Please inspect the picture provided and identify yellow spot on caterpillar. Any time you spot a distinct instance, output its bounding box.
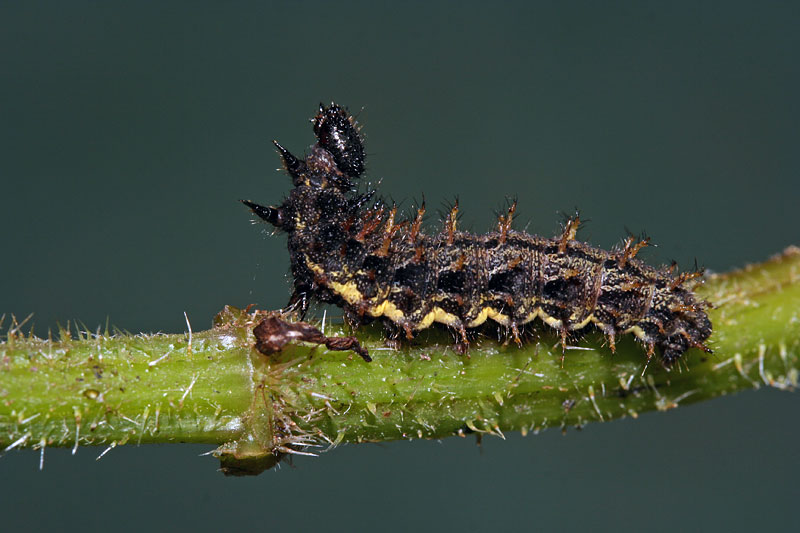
[488,309,511,326]
[423,308,460,327]
[569,314,594,330]
[370,299,405,321]
[466,307,510,327]
[540,311,563,329]
[623,325,647,341]
[328,280,363,306]
[466,308,489,328]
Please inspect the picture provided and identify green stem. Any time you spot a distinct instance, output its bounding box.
[1,248,798,475]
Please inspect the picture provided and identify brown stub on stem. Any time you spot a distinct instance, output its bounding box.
[253,316,372,362]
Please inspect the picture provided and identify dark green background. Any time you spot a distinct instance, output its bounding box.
[2,2,798,531]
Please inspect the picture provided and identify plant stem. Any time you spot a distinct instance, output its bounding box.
[1,248,798,474]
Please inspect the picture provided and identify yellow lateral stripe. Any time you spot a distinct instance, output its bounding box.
[311,256,643,339]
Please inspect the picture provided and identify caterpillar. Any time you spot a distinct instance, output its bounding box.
[243,103,712,366]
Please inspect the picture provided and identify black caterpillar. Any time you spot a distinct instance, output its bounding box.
[243,103,712,366]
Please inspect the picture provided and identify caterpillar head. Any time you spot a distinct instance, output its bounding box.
[242,103,365,231]
[313,103,365,179]
[273,102,364,191]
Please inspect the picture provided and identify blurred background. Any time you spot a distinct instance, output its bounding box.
[2,2,798,531]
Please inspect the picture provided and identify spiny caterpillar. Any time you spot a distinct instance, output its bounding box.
[243,103,712,366]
